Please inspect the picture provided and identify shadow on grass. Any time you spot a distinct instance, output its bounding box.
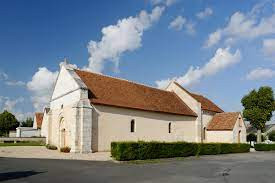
[0,171,44,182]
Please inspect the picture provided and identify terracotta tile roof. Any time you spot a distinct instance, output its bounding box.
[190,93,224,113]
[35,112,44,129]
[75,70,197,117]
[207,112,240,131]
[173,82,223,113]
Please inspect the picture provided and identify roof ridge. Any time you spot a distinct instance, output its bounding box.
[75,69,172,94]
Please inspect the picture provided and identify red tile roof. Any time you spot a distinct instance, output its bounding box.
[173,82,223,113]
[75,70,197,117]
[35,112,44,129]
[207,112,240,131]
[190,93,224,113]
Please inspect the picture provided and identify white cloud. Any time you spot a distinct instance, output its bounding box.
[5,80,25,87]
[204,29,222,48]
[27,67,58,111]
[196,7,213,19]
[0,71,8,80]
[86,6,165,73]
[0,96,31,121]
[205,1,275,47]
[0,70,26,87]
[185,21,196,35]
[3,97,24,111]
[263,38,275,60]
[246,67,275,80]
[169,16,196,34]
[156,47,241,88]
[169,16,186,30]
[151,0,177,6]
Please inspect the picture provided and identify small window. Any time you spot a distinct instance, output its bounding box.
[168,123,171,133]
[203,127,206,140]
[130,120,135,133]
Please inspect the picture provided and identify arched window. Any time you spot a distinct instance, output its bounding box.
[130,120,135,133]
[168,123,171,133]
[203,127,206,140]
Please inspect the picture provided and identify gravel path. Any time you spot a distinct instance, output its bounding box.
[0,146,112,161]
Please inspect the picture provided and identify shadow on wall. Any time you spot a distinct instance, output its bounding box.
[0,171,45,182]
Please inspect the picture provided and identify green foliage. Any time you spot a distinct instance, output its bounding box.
[0,141,45,147]
[21,117,34,127]
[220,143,250,154]
[254,144,275,151]
[268,131,275,141]
[241,86,274,131]
[46,144,58,150]
[111,141,250,161]
[60,146,71,153]
[0,110,19,137]
[111,141,198,161]
[247,133,257,142]
[198,143,220,155]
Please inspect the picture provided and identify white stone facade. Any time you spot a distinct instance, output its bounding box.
[43,63,247,153]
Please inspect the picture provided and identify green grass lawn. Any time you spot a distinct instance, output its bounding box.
[0,141,45,147]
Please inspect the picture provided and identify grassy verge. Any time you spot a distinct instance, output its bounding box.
[125,157,186,164]
[0,141,45,147]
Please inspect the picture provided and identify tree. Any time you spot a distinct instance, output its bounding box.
[247,133,256,145]
[0,110,19,137]
[268,131,275,141]
[21,117,34,127]
[241,86,275,143]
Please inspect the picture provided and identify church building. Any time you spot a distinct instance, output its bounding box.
[41,63,246,153]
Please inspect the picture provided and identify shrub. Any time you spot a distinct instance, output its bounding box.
[198,143,220,155]
[111,141,198,161]
[46,144,57,150]
[254,144,275,151]
[111,141,250,161]
[60,146,71,153]
[220,143,250,154]
[268,131,275,141]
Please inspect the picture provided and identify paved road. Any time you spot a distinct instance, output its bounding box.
[1,152,275,183]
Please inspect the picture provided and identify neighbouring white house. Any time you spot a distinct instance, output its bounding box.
[15,127,41,137]
[41,108,50,137]
[42,62,247,153]
[14,112,44,137]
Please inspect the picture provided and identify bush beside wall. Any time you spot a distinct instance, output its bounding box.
[254,144,275,151]
[111,141,250,161]
[46,144,57,150]
[60,147,71,153]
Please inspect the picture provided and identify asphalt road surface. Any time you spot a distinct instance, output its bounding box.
[1,151,275,183]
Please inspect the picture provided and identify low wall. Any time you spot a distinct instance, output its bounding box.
[0,137,46,143]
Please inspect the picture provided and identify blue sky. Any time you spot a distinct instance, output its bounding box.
[0,0,274,121]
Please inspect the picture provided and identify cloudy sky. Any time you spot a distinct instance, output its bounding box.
[0,0,274,121]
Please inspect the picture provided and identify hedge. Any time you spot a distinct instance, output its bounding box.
[111,141,250,161]
[254,144,275,151]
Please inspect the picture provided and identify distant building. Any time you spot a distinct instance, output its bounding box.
[13,112,44,138]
